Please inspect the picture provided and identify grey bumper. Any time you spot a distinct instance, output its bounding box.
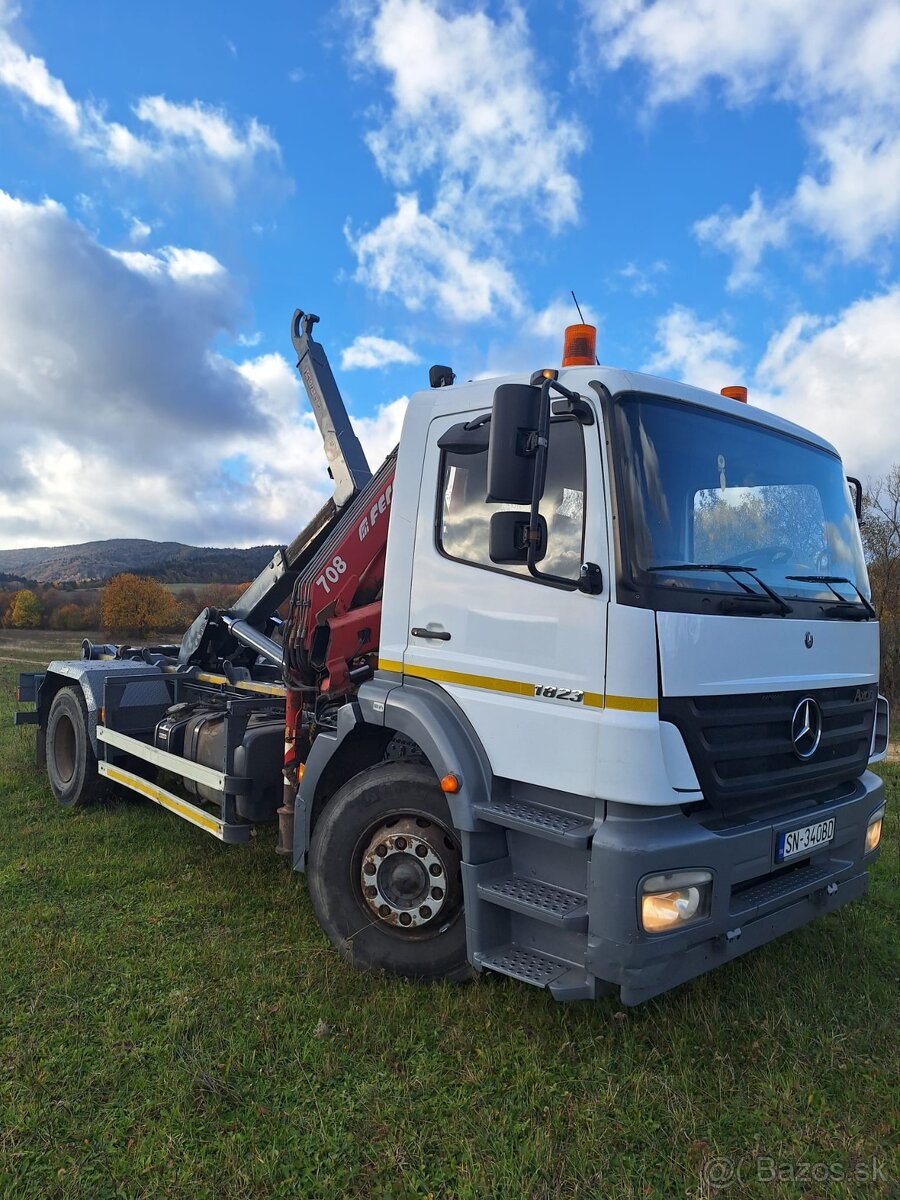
[588,771,885,1005]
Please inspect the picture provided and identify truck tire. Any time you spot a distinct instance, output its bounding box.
[45,687,105,807]
[307,762,470,982]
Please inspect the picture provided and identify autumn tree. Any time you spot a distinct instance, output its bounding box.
[5,588,42,629]
[101,574,180,637]
[49,602,98,631]
[194,582,245,611]
[694,490,769,562]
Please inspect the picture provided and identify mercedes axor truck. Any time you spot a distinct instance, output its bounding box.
[15,311,889,1004]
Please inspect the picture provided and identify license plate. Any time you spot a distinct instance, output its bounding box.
[776,817,835,862]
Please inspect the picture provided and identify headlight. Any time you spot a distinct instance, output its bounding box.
[641,869,713,934]
[865,806,885,854]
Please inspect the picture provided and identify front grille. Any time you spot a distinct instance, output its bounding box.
[661,685,876,812]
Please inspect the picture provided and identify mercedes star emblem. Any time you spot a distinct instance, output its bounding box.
[791,697,823,759]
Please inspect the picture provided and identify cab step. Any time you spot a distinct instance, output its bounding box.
[475,943,597,1000]
[477,874,588,930]
[472,797,593,847]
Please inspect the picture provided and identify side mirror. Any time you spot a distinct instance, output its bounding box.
[486,383,543,504]
[846,476,863,520]
[489,511,547,565]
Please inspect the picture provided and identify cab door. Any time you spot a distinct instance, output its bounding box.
[404,407,609,796]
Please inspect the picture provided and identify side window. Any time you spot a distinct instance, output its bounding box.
[439,418,585,580]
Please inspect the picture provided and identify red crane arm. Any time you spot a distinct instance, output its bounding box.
[284,455,396,695]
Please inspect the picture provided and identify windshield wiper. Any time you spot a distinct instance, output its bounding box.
[647,563,793,615]
[785,575,877,619]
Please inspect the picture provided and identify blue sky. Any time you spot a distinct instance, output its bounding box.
[0,0,897,549]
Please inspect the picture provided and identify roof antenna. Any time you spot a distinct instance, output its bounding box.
[571,290,599,365]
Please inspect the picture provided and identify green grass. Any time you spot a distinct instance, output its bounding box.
[1,630,897,1199]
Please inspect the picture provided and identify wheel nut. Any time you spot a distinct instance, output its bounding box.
[379,904,391,917]
[429,863,442,876]
[431,887,444,900]
[415,844,428,857]
[395,837,407,851]
[376,844,387,857]
[363,861,376,875]
[365,885,377,898]
[399,912,412,926]
[419,906,431,919]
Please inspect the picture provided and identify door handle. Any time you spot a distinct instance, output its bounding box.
[411,627,451,641]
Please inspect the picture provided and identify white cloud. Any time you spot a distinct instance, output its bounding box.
[361,0,584,231]
[0,190,400,549]
[0,7,282,200]
[341,334,420,370]
[161,246,227,282]
[694,190,789,290]
[108,245,227,284]
[581,0,899,110]
[348,192,520,322]
[756,288,900,480]
[347,0,585,321]
[133,95,277,164]
[128,216,152,244]
[352,397,408,469]
[0,13,80,131]
[236,331,263,347]
[792,118,900,258]
[582,0,900,274]
[617,260,668,297]
[643,305,743,392]
[642,292,900,480]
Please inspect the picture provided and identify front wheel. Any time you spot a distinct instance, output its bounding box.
[307,762,470,981]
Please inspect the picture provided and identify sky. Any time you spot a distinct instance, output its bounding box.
[0,0,898,551]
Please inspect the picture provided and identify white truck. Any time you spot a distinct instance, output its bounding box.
[16,311,889,1004]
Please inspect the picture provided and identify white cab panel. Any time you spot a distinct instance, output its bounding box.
[657,611,879,696]
[403,409,609,797]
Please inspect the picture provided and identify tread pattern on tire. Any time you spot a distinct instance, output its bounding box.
[307,761,471,983]
[46,686,105,807]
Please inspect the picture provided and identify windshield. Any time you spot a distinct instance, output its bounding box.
[613,393,870,606]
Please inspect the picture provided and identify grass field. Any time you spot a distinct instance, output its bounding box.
[0,630,897,1199]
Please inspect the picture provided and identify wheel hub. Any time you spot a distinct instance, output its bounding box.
[360,816,457,929]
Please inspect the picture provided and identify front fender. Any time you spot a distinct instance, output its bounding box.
[292,675,493,870]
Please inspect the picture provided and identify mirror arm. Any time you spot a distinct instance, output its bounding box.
[846,475,863,521]
[522,379,592,591]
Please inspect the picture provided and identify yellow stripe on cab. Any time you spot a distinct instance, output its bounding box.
[377,659,656,713]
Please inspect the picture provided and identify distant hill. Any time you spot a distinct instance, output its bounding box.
[0,539,280,585]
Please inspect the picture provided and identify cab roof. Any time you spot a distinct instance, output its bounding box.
[415,364,840,462]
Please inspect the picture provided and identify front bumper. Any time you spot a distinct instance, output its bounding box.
[588,770,885,1005]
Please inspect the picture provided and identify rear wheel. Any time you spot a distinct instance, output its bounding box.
[45,687,105,807]
[307,762,470,981]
